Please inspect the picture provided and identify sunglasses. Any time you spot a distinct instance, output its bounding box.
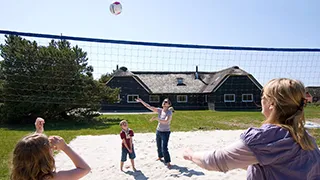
[163,101,169,104]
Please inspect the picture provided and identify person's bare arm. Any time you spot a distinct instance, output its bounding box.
[122,136,133,153]
[122,138,131,152]
[50,136,91,180]
[130,138,133,152]
[156,115,172,124]
[136,98,158,112]
[183,140,258,172]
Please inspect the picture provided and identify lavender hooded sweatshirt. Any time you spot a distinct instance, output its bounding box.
[241,124,320,180]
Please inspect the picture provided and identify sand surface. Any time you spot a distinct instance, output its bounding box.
[55,130,247,180]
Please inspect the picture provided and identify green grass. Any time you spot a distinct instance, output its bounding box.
[0,106,319,180]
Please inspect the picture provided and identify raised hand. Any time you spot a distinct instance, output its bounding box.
[35,117,45,134]
[49,136,67,151]
[135,98,143,103]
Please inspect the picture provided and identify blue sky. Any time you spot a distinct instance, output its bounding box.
[1,0,320,86]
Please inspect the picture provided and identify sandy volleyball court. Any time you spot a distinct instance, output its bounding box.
[54,130,248,180]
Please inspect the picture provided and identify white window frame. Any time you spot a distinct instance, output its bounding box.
[177,95,188,103]
[242,94,253,102]
[127,94,139,103]
[149,95,160,103]
[224,94,235,102]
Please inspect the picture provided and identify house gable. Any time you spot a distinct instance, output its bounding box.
[203,66,262,93]
[102,75,151,111]
[210,75,262,110]
[106,68,151,94]
[212,74,262,93]
[106,76,150,96]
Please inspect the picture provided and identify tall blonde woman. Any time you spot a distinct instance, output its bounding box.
[183,78,320,180]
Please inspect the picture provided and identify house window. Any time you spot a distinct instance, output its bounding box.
[149,95,160,103]
[242,94,253,102]
[177,95,188,103]
[205,95,208,103]
[224,94,235,102]
[177,78,185,85]
[127,95,139,103]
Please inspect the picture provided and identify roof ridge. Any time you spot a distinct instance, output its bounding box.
[131,71,216,74]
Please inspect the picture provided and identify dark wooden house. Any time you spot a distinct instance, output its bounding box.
[102,66,262,112]
[306,87,320,103]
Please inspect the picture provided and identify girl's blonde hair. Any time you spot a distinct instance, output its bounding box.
[262,78,314,150]
[119,119,128,126]
[11,133,55,180]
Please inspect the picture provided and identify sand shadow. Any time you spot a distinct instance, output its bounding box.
[169,164,205,177]
[124,170,149,180]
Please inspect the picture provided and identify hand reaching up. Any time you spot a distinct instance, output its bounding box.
[135,98,143,103]
[49,136,68,151]
[35,117,45,134]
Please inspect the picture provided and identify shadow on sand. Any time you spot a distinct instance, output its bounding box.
[124,170,149,180]
[169,164,205,178]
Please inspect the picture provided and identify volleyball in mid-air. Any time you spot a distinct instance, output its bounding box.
[110,1,122,15]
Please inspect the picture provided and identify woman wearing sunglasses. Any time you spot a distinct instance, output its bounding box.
[136,98,173,168]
